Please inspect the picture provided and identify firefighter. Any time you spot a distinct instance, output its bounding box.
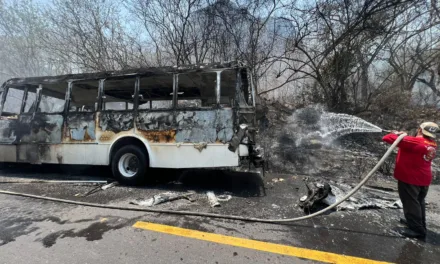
[383,122,439,239]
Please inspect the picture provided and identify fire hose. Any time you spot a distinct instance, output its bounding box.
[0,133,405,224]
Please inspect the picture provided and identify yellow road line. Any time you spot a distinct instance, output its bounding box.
[133,221,393,264]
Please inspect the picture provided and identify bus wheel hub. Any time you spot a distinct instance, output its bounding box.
[118,153,139,177]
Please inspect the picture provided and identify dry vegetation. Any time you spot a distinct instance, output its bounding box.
[0,0,439,114]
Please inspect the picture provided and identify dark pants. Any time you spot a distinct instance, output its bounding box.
[398,180,429,235]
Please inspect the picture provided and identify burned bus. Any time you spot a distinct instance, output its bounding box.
[0,61,263,184]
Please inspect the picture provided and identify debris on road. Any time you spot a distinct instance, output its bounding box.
[130,192,195,207]
[207,191,221,207]
[216,194,232,202]
[75,181,119,197]
[101,182,118,190]
[271,178,285,183]
[299,181,402,212]
[325,183,402,210]
[299,182,332,212]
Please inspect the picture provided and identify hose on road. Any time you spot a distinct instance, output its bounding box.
[0,133,405,224]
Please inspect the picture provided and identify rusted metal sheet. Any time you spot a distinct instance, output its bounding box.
[99,112,134,133]
[98,130,117,142]
[64,114,96,142]
[138,130,176,143]
[175,109,234,143]
[98,129,137,142]
[136,110,234,144]
[137,112,174,131]
[97,112,135,142]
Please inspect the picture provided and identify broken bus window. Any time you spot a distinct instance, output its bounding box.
[69,82,98,112]
[220,69,238,107]
[138,75,173,110]
[102,78,135,111]
[2,88,24,116]
[38,89,65,113]
[177,72,217,109]
[23,90,37,113]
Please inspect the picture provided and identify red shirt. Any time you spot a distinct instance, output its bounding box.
[383,134,437,186]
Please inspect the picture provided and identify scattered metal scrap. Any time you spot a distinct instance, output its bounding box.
[206,191,233,207]
[299,181,402,212]
[272,178,285,183]
[207,191,221,207]
[216,194,232,202]
[75,181,118,197]
[130,192,195,207]
[299,182,331,211]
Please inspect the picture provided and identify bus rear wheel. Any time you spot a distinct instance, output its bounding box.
[111,145,148,185]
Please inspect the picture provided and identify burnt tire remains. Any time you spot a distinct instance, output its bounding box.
[111,145,148,185]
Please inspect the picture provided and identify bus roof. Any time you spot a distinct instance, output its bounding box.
[3,61,247,88]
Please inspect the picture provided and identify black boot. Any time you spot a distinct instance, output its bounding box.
[399,218,408,226]
[399,227,426,239]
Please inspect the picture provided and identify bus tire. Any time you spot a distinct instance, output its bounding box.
[111,145,148,185]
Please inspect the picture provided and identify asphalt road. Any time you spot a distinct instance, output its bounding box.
[0,194,317,264]
[0,165,439,264]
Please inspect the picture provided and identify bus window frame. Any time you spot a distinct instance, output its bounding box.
[66,80,100,114]
[175,71,221,111]
[101,77,137,112]
[36,85,68,115]
[0,86,27,117]
[137,75,175,112]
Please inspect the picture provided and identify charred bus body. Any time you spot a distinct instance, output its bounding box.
[0,61,263,184]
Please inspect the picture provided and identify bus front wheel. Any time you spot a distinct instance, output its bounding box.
[111,145,148,185]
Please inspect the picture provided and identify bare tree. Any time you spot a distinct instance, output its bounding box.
[0,0,55,81]
[260,0,436,112]
[203,0,285,94]
[128,0,205,66]
[43,0,137,72]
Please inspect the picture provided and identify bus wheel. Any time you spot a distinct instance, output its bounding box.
[111,145,148,185]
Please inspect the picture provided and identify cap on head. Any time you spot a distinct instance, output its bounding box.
[420,122,439,139]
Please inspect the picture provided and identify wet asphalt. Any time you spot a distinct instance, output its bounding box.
[0,164,439,264]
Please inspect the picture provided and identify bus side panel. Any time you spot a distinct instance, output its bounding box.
[149,144,238,168]
[175,109,234,143]
[0,119,18,144]
[136,112,175,143]
[63,114,96,143]
[0,145,16,162]
[16,144,110,165]
[136,109,234,144]
[97,112,135,142]
[18,115,64,144]
[57,144,109,165]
